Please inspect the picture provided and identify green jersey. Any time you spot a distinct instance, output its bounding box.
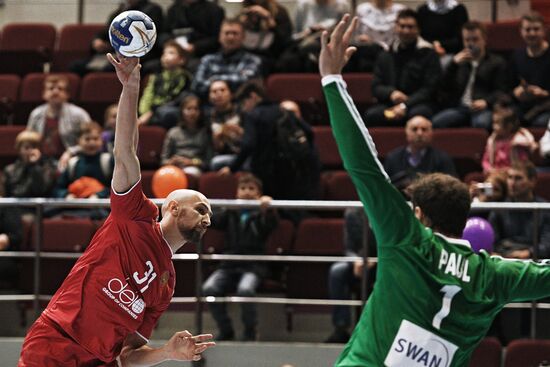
[323,75,550,367]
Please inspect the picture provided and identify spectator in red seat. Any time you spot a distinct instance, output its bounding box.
[489,161,550,259]
[160,93,213,179]
[52,122,113,219]
[101,103,117,154]
[205,80,244,171]
[511,12,550,127]
[138,41,193,130]
[191,18,263,99]
[2,130,57,200]
[26,75,91,171]
[432,21,508,129]
[202,173,278,341]
[364,9,442,126]
[481,96,537,175]
[383,115,457,195]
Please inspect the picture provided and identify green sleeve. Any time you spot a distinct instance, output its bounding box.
[138,75,156,115]
[322,76,423,249]
[493,256,550,303]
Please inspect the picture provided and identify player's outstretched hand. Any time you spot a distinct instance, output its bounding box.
[164,330,215,361]
[319,14,358,77]
[107,53,140,89]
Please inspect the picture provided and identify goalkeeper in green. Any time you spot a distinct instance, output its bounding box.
[321,15,550,367]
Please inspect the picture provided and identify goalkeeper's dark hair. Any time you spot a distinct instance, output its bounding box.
[406,173,471,237]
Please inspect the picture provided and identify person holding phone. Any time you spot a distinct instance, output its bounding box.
[432,21,508,129]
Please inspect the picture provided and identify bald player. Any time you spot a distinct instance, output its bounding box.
[19,55,215,367]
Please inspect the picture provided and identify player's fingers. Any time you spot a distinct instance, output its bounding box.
[331,14,350,43]
[196,341,216,349]
[192,333,213,342]
[177,330,193,338]
[321,30,329,49]
[106,53,118,66]
[344,46,357,61]
[343,17,358,44]
[193,354,202,361]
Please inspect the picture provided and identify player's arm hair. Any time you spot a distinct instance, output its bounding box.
[112,81,141,193]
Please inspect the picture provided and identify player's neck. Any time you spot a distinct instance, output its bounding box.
[159,221,186,253]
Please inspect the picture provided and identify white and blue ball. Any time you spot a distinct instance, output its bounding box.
[109,10,157,57]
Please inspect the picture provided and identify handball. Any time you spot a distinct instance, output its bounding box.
[109,10,156,57]
[462,217,494,253]
[152,165,188,198]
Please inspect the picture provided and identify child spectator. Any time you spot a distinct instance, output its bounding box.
[160,94,213,179]
[481,98,537,174]
[101,103,117,154]
[202,173,278,341]
[26,75,91,169]
[52,122,113,219]
[2,130,57,200]
[205,80,243,170]
[138,40,193,129]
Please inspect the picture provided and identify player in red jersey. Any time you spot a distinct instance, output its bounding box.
[19,55,216,367]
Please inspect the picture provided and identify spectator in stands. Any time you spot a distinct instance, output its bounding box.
[432,21,509,129]
[202,173,278,341]
[70,0,164,76]
[238,0,293,70]
[52,122,113,219]
[163,0,225,70]
[511,12,550,127]
[0,206,22,289]
[219,80,321,201]
[383,115,457,195]
[138,41,193,130]
[279,99,303,118]
[26,74,91,170]
[365,9,442,126]
[101,103,117,154]
[293,0,349,38]
[481,96,537,175]
[161,93,213,179]
[469,169,507,203]
[325,208,377,344]
[205,80,243,171]
[489,161,550,259]
[347,0,405,72]
[417,0,469,57]
[191,19,263,99]
[2,130,56,200]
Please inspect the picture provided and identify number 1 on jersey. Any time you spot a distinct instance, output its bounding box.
[432,285,461,330]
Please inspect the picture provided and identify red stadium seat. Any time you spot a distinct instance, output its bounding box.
[312,126,342,169]
[344,73,374,113]
[293,218,344,255]
[0,23,56,75]
[0,74,20,124]
[432,128,488,179]
[52,23,104,72]
[535,172,550,201]
[140,169,155,198]
[40,218,97,252]
[370,127,406,159]
[266,219,294,255]
[15,72,80,124]
[0,125,25,168]
[468,337,502,367]
[485,20,523,54]
[322,170,358,201]
[504,339,550,367]
[198,172,238,199]
[266,73,327,125]
[137,125,166,170]
[80,72,122,122]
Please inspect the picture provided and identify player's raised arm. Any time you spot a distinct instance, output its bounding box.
[107,53,141,193]
[320,15,421,247]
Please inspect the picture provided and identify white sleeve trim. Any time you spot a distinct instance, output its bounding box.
[111,176,142,196]
[135,331,149,343]
[321,74,345,87]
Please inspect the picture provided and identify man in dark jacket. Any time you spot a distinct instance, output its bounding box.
[383,115,457,195]
[365,8,442,126]
[219,80,321,201]
[202,173,278,341]
[432,21,509,129]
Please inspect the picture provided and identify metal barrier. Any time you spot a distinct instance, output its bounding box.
[0,198,548,338]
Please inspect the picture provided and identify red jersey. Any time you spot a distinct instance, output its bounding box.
[43,180,176,363]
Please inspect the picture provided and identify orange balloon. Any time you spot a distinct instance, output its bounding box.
[152,165,188,198]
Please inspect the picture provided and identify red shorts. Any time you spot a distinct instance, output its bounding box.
[18,316,117,367]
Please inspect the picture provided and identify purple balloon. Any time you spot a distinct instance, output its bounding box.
[462,217,495,253]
